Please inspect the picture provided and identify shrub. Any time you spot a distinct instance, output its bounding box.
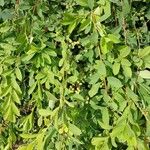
[0,0,150,149]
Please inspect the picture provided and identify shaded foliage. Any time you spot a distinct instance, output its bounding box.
[0,0,150,149]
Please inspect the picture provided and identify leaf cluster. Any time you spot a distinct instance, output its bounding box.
[0,0,150,149]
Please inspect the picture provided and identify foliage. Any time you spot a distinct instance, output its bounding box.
[0,0,150,149]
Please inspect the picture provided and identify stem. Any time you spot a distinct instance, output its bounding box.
[32,0,41,14]
[92,13,108,93]
[121,0,127,45]
[122,18,127,45]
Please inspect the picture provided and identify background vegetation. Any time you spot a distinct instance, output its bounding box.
[0,0,150,149]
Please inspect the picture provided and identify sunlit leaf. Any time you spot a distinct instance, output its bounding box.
[112,62,120,75]
[139,70,150,79]
[39,109,52,117]
[107,77,123,88]
[69,123,82,136]
[89,83,100,97]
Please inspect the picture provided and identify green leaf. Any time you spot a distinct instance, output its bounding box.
[4,107,14,122]
[107,34,120,43]
[69,123,82,135]
[146,121,150,137]
[65,100,74,107]
[90,31,99,45]
[12,90,21,104]
[122,0,131,16]
[112,62,120,75]
[107,77,123,88]
[100,1,111,22]
[0,25,10,33]
[146,10,150,19]
[89,72,100,84]
[121,58,131,66]
[88,0,94,10]
[17,146,28,150]
[68,20,77,34]
[72,93,84,101]
[11,102,20,116]
[119,46,131,58]
[101,107,109,125]
[114,93,126,111]
[111,137,117,147]
[92,137,108,146]
[89,83,100,97]
[42,53,51,64]
[48,50,57,57]
[98,121,112,130]
[1,9,13,20]
[97,60,107,78]
[45,91,58,101]
[59,58,64,67]
[126,87,138,102]
[1,0,149,148]
[100,37,108,54]
[111,124,125,137]
[1,86,11,97]
[38,82,42,100]
[70,137,83,144]
[123,66,132,78]
[36,132,46,150]
[75,0,88,7]
[124,124,137,146]
[20,134,37,139]
[28,82,37,95]
[27,45,38,54]
[137,139,147,150]
[93,6,101,15]
[26,143,35,150]
[39,109,52,117]
[98,0,105,5]
[15,67,22,81]
[139,70,150,79]
[79,18,91,31]
[22,53,35,62]
[67,75,78,83]
[48,100,55,109]
[38,116,43,127]
[138,46,150,58]
[62,13,76,25]
[0,0,4,6]
[11,77,22,94]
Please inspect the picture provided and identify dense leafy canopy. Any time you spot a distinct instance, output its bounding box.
[0,0,150,149]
